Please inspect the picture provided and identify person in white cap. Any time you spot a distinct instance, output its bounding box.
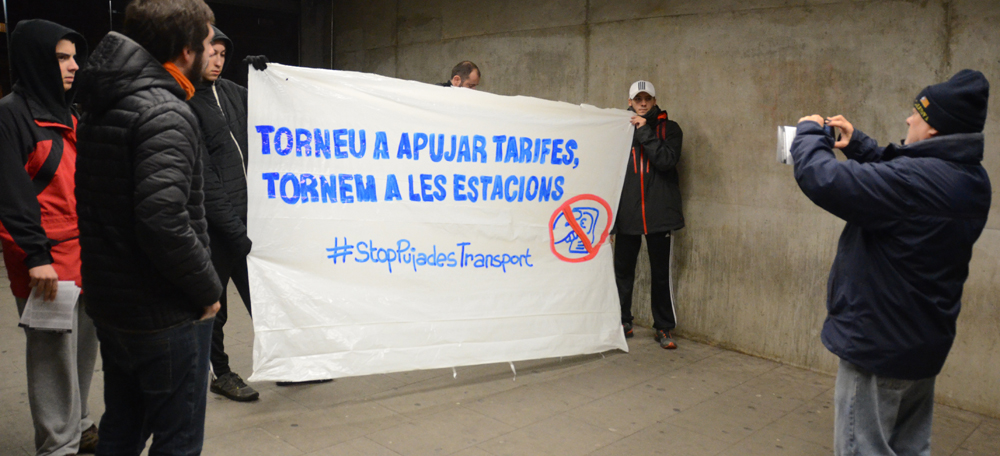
[614,80,685,349]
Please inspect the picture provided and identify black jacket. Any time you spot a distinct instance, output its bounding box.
[792,122,991,379]
[75,32,222,331]
[188,26,251,258]
[614,105,684,235]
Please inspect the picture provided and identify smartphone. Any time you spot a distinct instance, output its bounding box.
[823,124,842,142]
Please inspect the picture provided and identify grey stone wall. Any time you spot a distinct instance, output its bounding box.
[327,0,1000,418]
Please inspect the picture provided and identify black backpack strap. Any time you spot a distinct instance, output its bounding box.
[31,136,64,195]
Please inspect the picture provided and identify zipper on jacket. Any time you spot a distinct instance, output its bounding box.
[639,148,648,234]
[212,84,247,178]
[639,112,669,234]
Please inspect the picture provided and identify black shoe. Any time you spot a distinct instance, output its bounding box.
[276,378,334,387]
[211,372,260,402]
[78,424,98,454]
[655,329,677,349]
[623,322,634,338]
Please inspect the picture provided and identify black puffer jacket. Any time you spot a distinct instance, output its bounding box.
[188,26,251,257]
[614,105,684,235]
[75,32,222,331]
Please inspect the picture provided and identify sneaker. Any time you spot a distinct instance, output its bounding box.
[211,372,260,402]
[655,329,677,349]
[276,378,334,387]
[78,424,98,454]
[623,322,634,338]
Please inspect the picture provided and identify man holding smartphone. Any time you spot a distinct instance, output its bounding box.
[791,70,991,455]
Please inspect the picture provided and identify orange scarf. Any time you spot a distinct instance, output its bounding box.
[162,62,195,100]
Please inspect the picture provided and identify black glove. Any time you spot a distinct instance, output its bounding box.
[234,235,252,257]
[243,55,269,71]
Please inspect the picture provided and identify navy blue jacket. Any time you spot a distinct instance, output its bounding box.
[791,121,991,380]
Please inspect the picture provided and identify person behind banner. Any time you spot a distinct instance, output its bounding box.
[0,19,100,456]
[613,80,684,349]
[438,60,481,89]
[188,24,260,403]
[791,69,991,456]
[74,0,223,453]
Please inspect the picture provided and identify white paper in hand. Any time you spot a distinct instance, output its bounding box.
[776,126,797,165]
[18,281,80,332]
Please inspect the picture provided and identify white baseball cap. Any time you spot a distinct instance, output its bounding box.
[629,80,655,99]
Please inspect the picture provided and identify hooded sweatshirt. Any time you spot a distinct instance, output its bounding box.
[0,19,87,298]
[188,26,252,257]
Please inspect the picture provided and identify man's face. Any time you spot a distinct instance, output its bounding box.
[452,69,480,89]
[55,39,78,92]
[905,108,938,145]
[628,92,656,116]
[203,42,226,82]
[182,24,215,83]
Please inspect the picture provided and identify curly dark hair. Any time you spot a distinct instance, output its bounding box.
[124,0,215,64]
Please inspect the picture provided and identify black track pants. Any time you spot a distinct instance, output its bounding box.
[209,245,252,376]
[614,231,676,331]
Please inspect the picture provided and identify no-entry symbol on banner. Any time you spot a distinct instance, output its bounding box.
[549,194,613,263]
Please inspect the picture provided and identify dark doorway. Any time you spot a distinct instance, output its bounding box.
[112,1,300,88]
[206,2,299,88]
[1,1,298,95]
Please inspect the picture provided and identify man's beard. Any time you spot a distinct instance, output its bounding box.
[184,51,206,84]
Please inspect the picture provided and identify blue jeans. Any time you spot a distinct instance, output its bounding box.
[95,318,214,456]
[834,359,935,456]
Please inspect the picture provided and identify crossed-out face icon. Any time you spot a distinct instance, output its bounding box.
[548,194,613,263]
[553,207,600,254]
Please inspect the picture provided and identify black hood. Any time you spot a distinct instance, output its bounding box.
[75,32,187,116]
[882,132,985,165]
[10,19,87,127]
[196,25,234,91]
[212,25,234,75]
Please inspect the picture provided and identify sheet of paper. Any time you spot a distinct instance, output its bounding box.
[776,125,797,165]
[17,297,32,328]
[18,281,79,332]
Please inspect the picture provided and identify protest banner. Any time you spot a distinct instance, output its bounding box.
[246,64,634,381]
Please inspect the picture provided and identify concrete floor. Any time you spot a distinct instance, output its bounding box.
[2,275,998,455]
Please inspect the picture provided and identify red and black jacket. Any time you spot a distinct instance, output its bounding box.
[0,20,86,299]
[614,105,685,235]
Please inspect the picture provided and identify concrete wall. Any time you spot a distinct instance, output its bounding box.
[328,0,1000,418]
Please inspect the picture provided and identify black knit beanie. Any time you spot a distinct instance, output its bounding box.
[913,70,990,135]
[913,69,989,135]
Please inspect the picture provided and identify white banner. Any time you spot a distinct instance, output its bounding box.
[246,64,633,381]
